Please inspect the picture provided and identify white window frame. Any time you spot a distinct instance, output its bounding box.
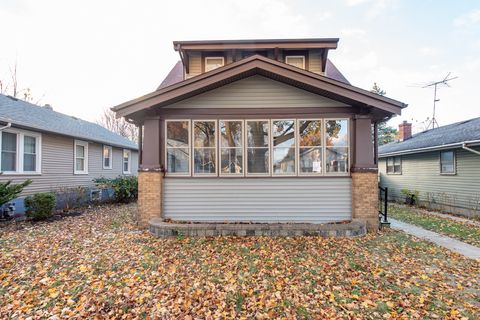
[123,149,131,174]
[440,150,456,175]
[103,145,113,169]
[192,120,218,177]
[0,128,42,175]
[245,119,271,177]
[219,119,244,177]
[297,119,324,176]
[74,139,89,175]
[204,57,225,72]
[324,118,350,176]
[271,119,297,177]
[165,119,191,177]
[285,55,306,69]
[386,156,402,175]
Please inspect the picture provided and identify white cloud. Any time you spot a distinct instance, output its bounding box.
[419,46,438,57]
[454,9,480,27]
[340,28,366,38]
[344,0,396,18]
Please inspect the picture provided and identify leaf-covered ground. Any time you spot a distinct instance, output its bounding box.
[390,205,480,247]
[1,204,479,319]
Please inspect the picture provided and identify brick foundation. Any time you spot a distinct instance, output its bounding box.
[138,170,163,229]
[352,170,379,232]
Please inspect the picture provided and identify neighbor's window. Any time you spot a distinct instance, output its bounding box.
[440,151,455,174]
[103,145,113,169]
[205,57,224,72]
[246,120,270,175]
[123,149,131,174]
[193,120,216,175]
[285,56,305,69]
[386,156,402,174]
[272,120,296,175]
[166,120,190,175]
[298,120,322,174]
[325,119,349,173]
[74,140,88,174]
[220,120,243,175]
[1,130,41,174]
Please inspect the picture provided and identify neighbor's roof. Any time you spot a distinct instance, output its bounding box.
[157,59,350,90]
[0,94,137,150]
[379,117,480,157]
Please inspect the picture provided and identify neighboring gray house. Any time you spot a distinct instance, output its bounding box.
[0,94,138,213]
[379,118,480,217]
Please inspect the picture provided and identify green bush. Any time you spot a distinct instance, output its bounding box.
[25,193,56,220]
[401,188,419,205]
[0,179,32,207]
[94,176,138,203]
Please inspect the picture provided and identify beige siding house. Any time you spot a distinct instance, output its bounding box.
[0,94,138,213]
[113,38,407,232]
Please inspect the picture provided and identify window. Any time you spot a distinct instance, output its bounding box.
[0,129,41,174]
[298,120,322,174]
[440,151,455,174]
[272,120,296,175]
[123,149,131,174]
[386,156,401,174]
[205,57,224,72]
[74,140,88,174]
[166,120,190,175]
[193,120,216,175]
[325,119,349,173]
[219,120,243,175]
[246,120,270,175]
[103,145,112,169]
[285,56,305,69]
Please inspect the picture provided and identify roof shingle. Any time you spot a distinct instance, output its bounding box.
[0,94,137,150]
[379,117,480,156]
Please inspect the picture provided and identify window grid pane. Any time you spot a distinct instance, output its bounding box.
[220,121,243,175]
[273,120,295,175]
[246,121,270,174]
[166,121,190,174]
[1,132,17,172]
[193,121,216,175]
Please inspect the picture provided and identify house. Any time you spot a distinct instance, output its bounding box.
[113,38,407,231]
[379,118,480,217]
[0,94,139,213]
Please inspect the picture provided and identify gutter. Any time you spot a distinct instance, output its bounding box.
[379,139,480,158]
[462,143,480,156]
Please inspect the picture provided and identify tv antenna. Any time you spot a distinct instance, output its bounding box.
[422,72,458,129]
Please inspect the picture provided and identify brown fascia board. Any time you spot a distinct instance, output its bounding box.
[173,38,339,51]
[112,54,406,118]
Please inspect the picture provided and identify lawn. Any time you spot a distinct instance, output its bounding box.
[1,204,479,319]
[389,204,480,247]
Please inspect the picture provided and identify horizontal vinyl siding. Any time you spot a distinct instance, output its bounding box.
[0,133,138,196]
[379,147,480,211]
[308,49,323,74]
[186,52,202,78]
[164,178,352,223]
[167,75,348,109]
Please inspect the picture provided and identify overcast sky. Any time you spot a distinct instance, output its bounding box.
[1,0,479,132]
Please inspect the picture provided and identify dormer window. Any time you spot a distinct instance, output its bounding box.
[285,56,305,69]
[205,57,224,72]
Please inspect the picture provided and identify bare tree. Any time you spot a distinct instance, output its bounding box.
[98,108,138,143]
[0,60,36,102]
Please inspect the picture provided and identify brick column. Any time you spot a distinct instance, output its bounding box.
[138,169,163,229]
[352,169,379,232]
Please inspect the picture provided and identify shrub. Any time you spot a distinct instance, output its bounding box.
[0,179,32,207]
[55,186,89,211]
[401,188,419,206]
[94,176,138,203]
[25,193,56,220]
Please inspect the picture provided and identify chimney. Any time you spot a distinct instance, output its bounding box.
[43,104,53,110]
[398,121,412,141]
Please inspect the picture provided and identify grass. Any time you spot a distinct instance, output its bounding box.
[0,203,479,319]
[389,204,480,247]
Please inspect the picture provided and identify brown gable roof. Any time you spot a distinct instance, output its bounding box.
[114,54,406,119]
[158,58,349,90]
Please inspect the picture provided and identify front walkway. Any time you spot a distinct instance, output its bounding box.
[390,218,480,260]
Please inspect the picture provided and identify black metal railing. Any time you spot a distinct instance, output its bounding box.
[379,186,389,225]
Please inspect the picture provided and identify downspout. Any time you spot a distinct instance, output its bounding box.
[462,143,480,156]
[0,122,12,131]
